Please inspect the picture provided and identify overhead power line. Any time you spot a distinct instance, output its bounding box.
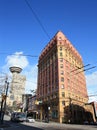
[24,0,51,40]
[18,54,38,57]
[70,64,90,73]
[88,94,97,97]
[0,52,38,57]
[74,66,96,75]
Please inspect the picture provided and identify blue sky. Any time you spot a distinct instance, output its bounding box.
[0,0,97,102]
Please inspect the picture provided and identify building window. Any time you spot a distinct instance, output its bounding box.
[67,79,70,83]
[52,110,58,118]
[60,58,63,62]
[60,52,63,56]
[62,92,65,97]
[62,101,65,106]
[61,70,64,75]
[60,64,63,68]
[61,77,64,82]
[61,84,64,89]
[59,37,62,40]
[60,47,62,51]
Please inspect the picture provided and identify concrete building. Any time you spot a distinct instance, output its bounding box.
[7,66,26,111]
[37,31,94,123]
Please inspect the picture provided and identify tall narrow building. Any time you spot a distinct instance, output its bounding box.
[7,66,26,110]
[37,31,93,123]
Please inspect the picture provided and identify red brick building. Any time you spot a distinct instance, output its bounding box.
[37,31,94,123]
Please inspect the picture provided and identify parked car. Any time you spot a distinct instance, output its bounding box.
[26,117,35,123]
[11,112,26,122]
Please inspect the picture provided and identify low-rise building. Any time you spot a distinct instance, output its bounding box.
[28,95,39,119]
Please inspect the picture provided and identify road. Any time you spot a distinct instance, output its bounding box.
[1,115,97,130]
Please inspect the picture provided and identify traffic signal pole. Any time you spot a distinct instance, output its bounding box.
[0,79,9,124]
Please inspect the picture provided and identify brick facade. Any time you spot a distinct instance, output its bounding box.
[37,31,94,123]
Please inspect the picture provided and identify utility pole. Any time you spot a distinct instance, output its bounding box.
[69,97,72,123]
[0,77,9,124]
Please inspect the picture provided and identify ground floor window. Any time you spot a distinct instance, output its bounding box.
[52,110,58,118]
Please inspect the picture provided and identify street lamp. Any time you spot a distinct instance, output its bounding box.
[47,106,50,123]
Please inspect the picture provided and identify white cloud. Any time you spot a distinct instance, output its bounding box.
[86,71,97,102]
[1,51,37,94]
[5,52,29,69]
[86,71,97,87]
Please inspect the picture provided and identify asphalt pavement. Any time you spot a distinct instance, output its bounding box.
[0,115,97,130]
